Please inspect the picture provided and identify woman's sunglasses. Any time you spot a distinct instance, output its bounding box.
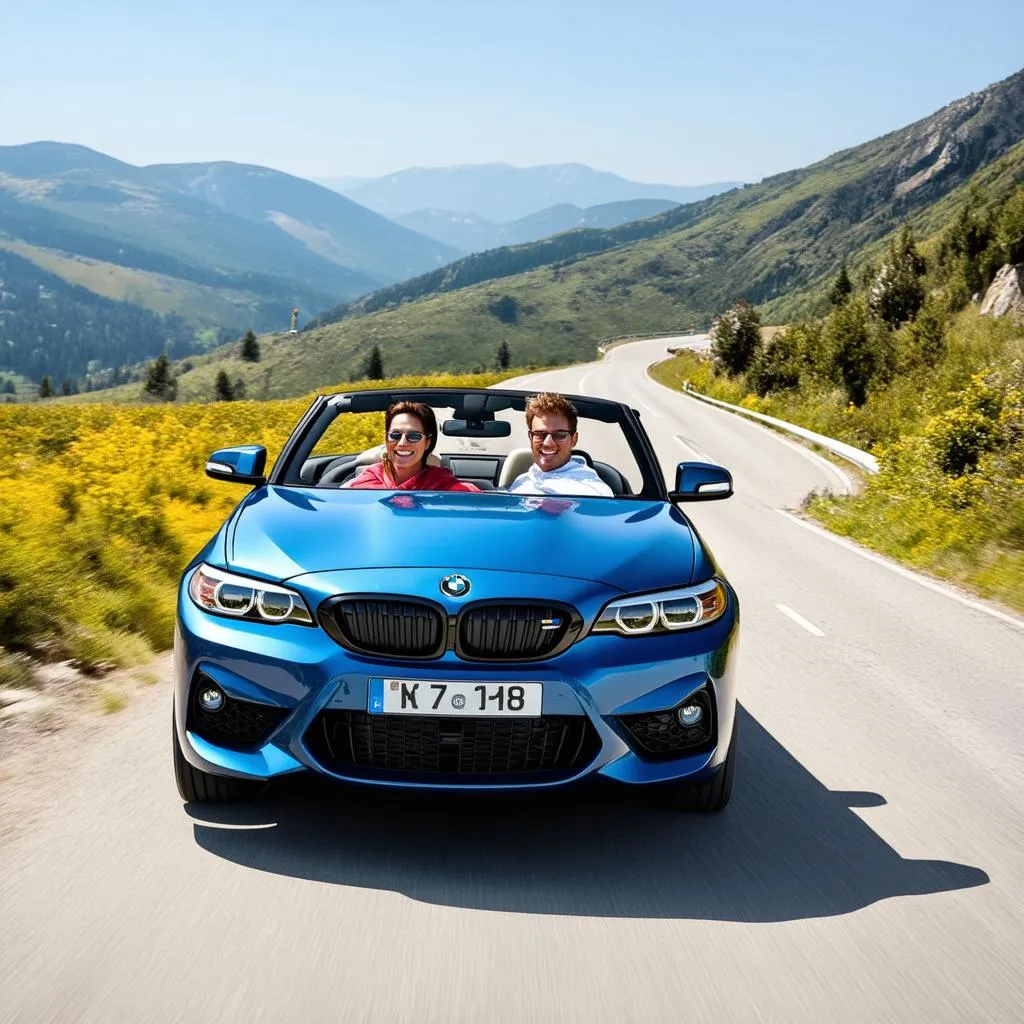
[387,430,426,443]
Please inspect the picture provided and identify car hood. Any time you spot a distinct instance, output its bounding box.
[226,486,706,593]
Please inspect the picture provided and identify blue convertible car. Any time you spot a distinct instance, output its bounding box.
[173,387,740,810]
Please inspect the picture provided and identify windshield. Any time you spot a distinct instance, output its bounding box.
[280,393,659,499]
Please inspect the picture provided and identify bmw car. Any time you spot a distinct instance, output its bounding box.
[172,387,740,811]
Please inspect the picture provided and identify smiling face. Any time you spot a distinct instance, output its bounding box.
[529,412,577,473]
[385,412,430,480]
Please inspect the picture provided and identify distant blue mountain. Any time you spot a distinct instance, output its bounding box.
[394,198,683,253]
[319,162,742,223]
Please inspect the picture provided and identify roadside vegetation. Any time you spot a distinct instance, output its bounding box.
[652,185,1024,613]
[0,369,514,674]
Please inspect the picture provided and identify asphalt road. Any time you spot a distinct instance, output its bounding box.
[2,337,1023,1023]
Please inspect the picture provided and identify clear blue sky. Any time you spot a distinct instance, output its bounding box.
[3,0,1022,185]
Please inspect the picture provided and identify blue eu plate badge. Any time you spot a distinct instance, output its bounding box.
[368,678,385,714]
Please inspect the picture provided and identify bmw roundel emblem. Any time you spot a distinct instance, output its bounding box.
[440,573,471,598]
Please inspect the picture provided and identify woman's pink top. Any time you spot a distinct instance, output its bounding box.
[347,462,481,492]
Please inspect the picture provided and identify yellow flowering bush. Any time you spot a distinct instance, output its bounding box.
[0,370,511,665]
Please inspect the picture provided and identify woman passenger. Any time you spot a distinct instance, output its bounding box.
[347,401,480,491]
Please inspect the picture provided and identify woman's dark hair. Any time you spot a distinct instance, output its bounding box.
[385,401,438,455]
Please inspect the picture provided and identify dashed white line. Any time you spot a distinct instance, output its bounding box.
[629,389,661,417]
[674,434,716,464]
[775,508,1024,634]
[776,603,826,637]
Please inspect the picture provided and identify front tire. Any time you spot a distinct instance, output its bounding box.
[659,716,738,812]
[172,716,266,803]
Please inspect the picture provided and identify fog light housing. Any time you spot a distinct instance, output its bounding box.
[198,686,225,713]
[677,703,703,727]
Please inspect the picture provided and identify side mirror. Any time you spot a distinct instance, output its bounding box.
[205,445,267,486]
[669,461,733,502]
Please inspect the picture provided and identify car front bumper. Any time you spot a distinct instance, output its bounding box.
[173,567,740,792]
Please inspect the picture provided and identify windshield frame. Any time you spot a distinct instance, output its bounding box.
[270,387,668,501]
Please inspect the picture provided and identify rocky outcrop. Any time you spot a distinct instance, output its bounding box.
[979,264,1024,320]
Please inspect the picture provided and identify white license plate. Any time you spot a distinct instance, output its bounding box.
[369,678,542,717]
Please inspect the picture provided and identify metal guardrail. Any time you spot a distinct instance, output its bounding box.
[596,331,701,355]
[680,384,879,475]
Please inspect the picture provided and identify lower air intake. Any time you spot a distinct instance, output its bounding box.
[618,689,715,760]
[188,673,288,751]
[306,710,600,781]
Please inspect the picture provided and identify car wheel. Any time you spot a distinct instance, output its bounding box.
[660,717,738,812]
[172,715,266,803]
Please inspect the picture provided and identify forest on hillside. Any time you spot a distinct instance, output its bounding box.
[0,249,201,387]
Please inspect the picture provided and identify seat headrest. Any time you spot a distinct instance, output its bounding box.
[498,447,535,488]
[355,443,440,467]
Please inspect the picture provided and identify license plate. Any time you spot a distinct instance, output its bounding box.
[369,678,542,717]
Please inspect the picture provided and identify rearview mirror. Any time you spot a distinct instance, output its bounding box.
[205,445,267,486]
[668,461,732,502]
[442,418,512,438]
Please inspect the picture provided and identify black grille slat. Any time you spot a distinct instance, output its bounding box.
[306,711,599,780]
[327,598,446,658]
[458,603,573,660]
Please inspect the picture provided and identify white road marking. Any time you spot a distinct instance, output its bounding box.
[630,389,662,417]
[756,427,853,495]
[775,508,1024,634]
[674,434,716,464]
[579,366,602,394]
[775,603,826,637]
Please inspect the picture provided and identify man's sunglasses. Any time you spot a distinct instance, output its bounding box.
[528,429,573,442]
[386,430,426,442]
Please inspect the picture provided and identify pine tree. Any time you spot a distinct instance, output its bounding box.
[61,379,72,396]
[496,340,511,370]
[823,297,892,406]
[363,345,384,380]
[240,330,261,362]
[214,370,235,401]
[143,353,177,401]
[38,376,54,399]
[709,300,762,376]
[1,379,15,395]
[869,225,927,328]
[232,377,247,400]
[828,262,853,307]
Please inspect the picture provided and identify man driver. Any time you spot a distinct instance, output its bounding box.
[508,392,614,497]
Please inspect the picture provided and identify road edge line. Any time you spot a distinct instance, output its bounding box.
[774,508,1024,633]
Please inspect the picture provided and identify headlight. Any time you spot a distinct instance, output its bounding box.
[591,579,727,636]
[187,563,314,625]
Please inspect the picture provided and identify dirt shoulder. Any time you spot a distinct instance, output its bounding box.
[0,653,172,843]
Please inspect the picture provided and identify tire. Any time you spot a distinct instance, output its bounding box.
[172,716,266,803]
[659,716,739,812]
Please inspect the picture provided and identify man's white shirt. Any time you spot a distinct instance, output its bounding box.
[508,455,614,496]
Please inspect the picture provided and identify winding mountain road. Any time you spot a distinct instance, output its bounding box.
[2,337,1022,1023]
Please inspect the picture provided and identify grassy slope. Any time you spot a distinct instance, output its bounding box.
[650,309,1024,614]
[0,239,266,323]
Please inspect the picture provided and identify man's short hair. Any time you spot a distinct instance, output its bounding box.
[525,392,578,433]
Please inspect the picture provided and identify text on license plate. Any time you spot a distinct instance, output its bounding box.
[369,678,542,717]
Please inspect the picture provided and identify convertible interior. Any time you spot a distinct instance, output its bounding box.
[300,445,633,495]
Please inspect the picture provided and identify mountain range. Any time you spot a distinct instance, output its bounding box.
[318,163,742,222]
[393,199,681,253]
[0,144,464,384]
[0,147,733,388]
[142,65,1024,402]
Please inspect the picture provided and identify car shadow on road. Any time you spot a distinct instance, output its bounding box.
[187,705,988,922]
